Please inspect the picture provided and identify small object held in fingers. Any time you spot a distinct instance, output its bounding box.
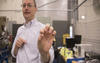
[52,31,56,36]
[45,24,50,31]
[49,26,54,33]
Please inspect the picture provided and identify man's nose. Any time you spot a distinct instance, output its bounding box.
[25,5,28,9]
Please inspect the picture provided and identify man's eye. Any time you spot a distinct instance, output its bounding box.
[22,4,26,8]
[28,4,32,7]
[23,5,26,7]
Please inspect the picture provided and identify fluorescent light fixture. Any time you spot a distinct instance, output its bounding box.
[70,25,73,38]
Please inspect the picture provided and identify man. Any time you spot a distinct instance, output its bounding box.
[11,0,56,63]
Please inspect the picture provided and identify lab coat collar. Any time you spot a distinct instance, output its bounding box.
[24,18,37,27]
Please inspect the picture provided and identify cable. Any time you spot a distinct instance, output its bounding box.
[38,0,59,8]
[73,0,88,11]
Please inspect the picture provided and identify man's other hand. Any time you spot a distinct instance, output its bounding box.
[15,37,26,48]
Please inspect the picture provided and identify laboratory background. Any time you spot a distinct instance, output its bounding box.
[0,0,100,63]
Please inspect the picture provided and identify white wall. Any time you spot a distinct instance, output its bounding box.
[0,0,67,24]
[75,0,100,54]
[0,0,24,24]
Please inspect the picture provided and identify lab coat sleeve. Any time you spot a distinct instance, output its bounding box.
[49,46,54,63]
[39,46,54,63]
[11,27,22,58]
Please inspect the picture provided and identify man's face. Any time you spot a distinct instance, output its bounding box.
[22,0,37,21]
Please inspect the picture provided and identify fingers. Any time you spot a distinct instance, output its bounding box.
[44,24,50,35]
[39,24,56,39]
[16,37,26,48]
[38,24,56,42]
[44,24,55,35]
[19,37,26,44]
[16,41,22,48]
[45,24,50,32]
[39,29,45,41]
[52,30,56,36]
[40,28,45,34]
[49,26,54,33]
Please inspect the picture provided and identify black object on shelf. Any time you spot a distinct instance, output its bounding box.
[65,35,82,49]
[74,35,81,44]
[66,38,75,49]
